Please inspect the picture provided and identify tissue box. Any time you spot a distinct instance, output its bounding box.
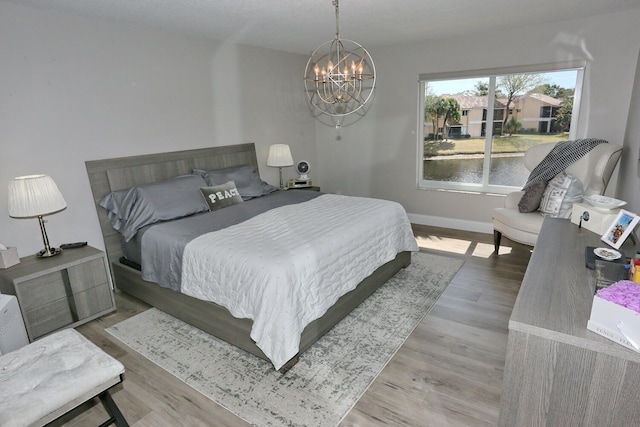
[571,202,620,235]
[0,247,20,269]
[587,281,640,352]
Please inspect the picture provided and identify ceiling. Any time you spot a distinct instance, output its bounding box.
[5,0,640,55]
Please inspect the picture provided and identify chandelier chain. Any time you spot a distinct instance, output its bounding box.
[333,0,340,39]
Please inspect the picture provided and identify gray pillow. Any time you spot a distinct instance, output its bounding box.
[200,181,243,211]
[538,172,583,218]
[99,174,209,241]
[194,165,278,200]
[518,181,547,213]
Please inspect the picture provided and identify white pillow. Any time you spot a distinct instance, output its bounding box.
[538,172,583,218]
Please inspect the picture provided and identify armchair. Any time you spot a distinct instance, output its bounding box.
[492,142,622,254]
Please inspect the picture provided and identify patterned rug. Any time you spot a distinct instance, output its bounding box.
[106,252,463,427]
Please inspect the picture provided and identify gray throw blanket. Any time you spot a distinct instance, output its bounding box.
[523,138,608,190]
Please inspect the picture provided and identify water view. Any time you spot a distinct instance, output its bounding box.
[424,155,529,187]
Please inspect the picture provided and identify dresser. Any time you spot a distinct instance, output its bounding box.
[499,217,640,426]
[0,246,115,341]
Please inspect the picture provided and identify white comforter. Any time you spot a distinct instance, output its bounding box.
[181,194,418,370]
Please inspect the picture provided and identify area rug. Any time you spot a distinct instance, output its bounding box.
[106,252,463,427]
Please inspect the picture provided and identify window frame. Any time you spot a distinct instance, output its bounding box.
[416,60,586,194]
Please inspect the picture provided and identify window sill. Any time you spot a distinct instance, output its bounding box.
[417,182,517,196]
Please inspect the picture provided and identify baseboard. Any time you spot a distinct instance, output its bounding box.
[407,213,493,235]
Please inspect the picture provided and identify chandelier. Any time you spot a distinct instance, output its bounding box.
[304,0,376,128]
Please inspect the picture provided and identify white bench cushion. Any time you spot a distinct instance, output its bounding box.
[0,328,124,427]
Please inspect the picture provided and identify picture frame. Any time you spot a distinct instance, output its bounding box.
[601,209,640,249]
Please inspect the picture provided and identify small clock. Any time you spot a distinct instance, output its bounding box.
[296,161,310,179]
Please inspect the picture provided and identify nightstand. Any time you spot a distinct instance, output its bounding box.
[295,186,321,191]
[0,246,116,341]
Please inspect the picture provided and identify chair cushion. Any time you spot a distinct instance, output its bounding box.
[493,207,545,235]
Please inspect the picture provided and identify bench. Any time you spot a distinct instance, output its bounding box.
[0,328,128,427]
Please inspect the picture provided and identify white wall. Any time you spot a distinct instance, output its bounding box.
[3,3,639,257]
[0,2,315,257]
[315,9,640,233]
[617,49,640,214]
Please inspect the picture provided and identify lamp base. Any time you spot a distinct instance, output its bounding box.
[37,247,62,258]
[278,167,285,189]
[35,215,62,258]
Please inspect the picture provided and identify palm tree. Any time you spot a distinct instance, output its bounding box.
[441,98,461,140]
[425,96,461,140]
[424,95,442,140]
[504,116,522,136]
[555,97,573,132]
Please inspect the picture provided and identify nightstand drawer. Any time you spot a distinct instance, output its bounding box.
[68,258,109,293]
[18,271,67,311]
[25,298,74,338]
[74,285,114,319]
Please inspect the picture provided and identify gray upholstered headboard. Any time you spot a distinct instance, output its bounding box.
[85,143,259,269]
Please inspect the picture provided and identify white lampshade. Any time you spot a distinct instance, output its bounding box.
[8,174,67,218]
[266,144,294,167]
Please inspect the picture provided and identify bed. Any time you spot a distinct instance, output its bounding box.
[86,143,417,371]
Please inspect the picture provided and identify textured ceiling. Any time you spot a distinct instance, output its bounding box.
[5,0,640,55]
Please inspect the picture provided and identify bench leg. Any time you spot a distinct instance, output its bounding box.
[98,390,129,427]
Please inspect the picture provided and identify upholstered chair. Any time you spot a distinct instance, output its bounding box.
[492,142,622,254]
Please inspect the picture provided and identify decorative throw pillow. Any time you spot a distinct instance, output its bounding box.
[518,181,547,213]
[200,181,243,211]
[538,172,583,218]
[194,165,278,200]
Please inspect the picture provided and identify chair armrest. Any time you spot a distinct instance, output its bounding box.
[504,191,525,209]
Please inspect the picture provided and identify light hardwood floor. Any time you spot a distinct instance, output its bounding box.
[53,225,532,427]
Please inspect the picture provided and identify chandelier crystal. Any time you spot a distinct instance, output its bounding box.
[304,0,376,127]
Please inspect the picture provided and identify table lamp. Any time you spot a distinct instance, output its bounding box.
[8,174,67,257]
[267,144,294,188]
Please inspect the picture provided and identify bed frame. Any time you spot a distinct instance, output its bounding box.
[85,143,411,371]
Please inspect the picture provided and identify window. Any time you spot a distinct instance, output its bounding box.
[418,61,584,194]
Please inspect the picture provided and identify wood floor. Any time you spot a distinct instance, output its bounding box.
[53,225,532,427]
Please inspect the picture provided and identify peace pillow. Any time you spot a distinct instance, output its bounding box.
[200,181,243,211]
[194,165,277,200]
